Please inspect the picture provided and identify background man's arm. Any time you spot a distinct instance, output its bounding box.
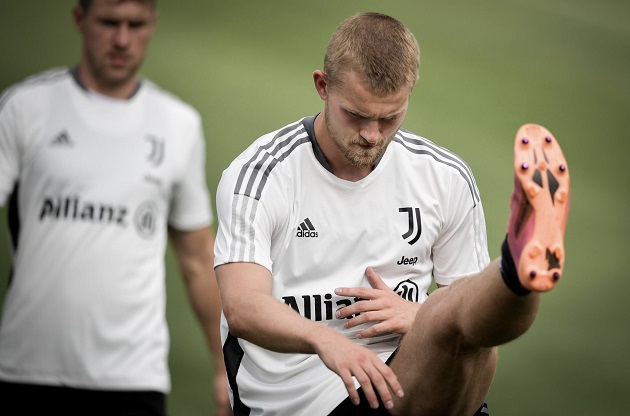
[169,226,231,416]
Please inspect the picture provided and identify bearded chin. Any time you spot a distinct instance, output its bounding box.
[86,52,141,90]
[342,145,383,167]
[324,106,387,167]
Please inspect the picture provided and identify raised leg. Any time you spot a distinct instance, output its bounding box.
[389,124,570,415]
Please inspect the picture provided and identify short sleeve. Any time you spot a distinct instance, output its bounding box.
[0,93,21,207]
[167,122,213,230]
[432,172,490,286]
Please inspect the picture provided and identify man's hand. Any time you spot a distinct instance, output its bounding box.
[334,267,421,338]
[313,329,404,410]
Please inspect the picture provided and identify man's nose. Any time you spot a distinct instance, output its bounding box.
[114,23,130,47]
[360,121,380,144]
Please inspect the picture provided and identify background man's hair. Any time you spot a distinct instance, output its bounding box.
[78,0,157,12]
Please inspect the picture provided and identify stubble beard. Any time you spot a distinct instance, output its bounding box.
[85,48,142,92]
[324,106,390,168]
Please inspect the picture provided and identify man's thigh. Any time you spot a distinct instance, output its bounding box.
[328,348,491,416]
[328,388,490,416]
[388,287,497,415]
[0,381,166,416]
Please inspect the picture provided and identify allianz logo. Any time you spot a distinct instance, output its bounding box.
[40,195,128,226]
[38,195,159,239]
[282,280,419,322]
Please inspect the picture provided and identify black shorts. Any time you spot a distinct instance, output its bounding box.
[0,380,166,416]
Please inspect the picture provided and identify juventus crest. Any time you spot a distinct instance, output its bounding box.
[399,207,422,245]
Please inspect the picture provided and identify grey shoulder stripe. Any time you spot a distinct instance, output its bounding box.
[0,68,69,112]
[234,120,310,200]
[395,130,480,205]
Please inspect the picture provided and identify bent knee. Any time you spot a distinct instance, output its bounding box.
[413,285,485,352]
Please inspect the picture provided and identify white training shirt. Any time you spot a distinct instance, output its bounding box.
[214,116,490,415]
[0,68,212,392]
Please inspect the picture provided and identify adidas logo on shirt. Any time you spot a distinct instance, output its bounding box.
[296,218,318,238]
[51,131,73,147]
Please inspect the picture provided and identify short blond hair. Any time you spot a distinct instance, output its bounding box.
[324,12,420,95]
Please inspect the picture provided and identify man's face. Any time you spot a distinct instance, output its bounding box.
[74,0,157,94]
[323,71,411,168]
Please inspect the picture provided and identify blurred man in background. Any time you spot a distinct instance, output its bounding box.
[0,1,230,414]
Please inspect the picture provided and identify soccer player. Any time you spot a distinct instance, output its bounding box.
[213,12,570,415]
[0,1,230,415]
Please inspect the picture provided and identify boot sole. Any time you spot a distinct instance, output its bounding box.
[513,124,570,291]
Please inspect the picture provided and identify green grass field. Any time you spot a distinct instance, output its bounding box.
[1,1,629,414]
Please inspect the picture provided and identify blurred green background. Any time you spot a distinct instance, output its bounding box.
[1,0,628,414]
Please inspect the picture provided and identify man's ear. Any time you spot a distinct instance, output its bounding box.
[72,5,85,33]
[313,70,329,100]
